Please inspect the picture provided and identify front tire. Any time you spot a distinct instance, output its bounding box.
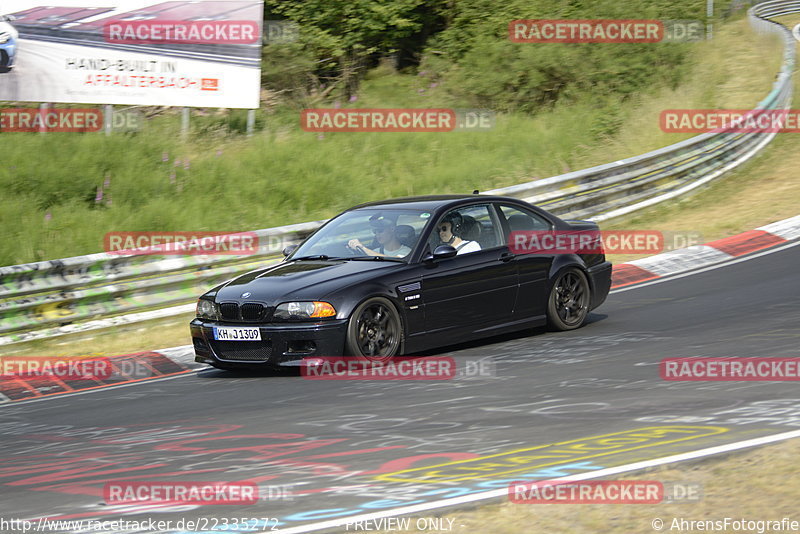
[346,297,403,361]
[547,268,590,331]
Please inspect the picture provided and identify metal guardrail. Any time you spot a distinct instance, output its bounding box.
[0,222,324,342]
[0,0,796,346]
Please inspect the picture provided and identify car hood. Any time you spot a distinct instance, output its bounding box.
[213,259,400,303]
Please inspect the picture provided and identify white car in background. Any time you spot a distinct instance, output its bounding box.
[0,14,18,71]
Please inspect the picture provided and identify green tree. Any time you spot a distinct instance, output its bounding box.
[265,0,448,98]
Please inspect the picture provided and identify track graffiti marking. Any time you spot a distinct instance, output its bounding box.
[375,426,728,483]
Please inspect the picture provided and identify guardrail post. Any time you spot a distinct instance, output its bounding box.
[104,104,113,135]
[181,107,190,138]
[38,103,49,135]
[247,109,256,136]
[707,0,714,40]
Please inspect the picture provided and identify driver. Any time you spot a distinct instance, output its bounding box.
[348,214,412,258]
[438,212,481,254]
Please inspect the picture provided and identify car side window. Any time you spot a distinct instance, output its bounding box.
[429,204,499,255]
[498,205,552,244]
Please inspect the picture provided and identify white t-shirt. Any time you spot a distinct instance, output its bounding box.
[383,244,412,257]
[455,240,481,255]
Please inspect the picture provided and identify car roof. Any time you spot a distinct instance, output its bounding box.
[349,194,524,212]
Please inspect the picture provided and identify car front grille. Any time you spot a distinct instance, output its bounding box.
[210,340,273,362]
[241,303,265,321]
[220,303,239,321]
[218,302,271,322]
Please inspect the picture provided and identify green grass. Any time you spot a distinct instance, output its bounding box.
[0,18,782,266]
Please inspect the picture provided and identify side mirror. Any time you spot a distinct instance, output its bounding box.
[424,244,457,262]
[282,244,299,257]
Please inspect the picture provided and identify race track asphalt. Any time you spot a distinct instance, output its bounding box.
[1,243,798,533]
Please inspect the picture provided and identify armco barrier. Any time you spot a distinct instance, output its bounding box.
[0,0,796,346]
[0,221,325,342]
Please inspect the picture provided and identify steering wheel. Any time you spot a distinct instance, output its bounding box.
[345,241,368,256]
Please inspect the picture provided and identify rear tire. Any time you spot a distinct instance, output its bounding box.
[346,297,403,362]
[547,268,590,331]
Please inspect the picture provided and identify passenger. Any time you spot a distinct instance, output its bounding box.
[438,212,481,254]
[348,215,412,258]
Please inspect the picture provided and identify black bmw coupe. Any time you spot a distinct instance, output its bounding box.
[191,195,612,369]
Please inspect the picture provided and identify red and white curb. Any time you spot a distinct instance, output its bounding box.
[611,214,800,288]
[0,346,199,403]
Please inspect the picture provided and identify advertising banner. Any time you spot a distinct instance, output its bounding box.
[0,1,263,108]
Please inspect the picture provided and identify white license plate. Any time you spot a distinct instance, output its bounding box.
[213,326,261,341]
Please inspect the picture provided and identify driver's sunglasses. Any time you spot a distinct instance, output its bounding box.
[438,225,450,232]
[372,227,388,235]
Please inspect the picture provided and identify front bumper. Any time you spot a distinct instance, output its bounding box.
[191,318,349,368]
[0,42,16,67]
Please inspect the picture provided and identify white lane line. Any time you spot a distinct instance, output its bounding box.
[271,428,800,534]
[611,239,800,294]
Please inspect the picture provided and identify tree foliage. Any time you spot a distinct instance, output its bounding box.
[264,0,448,98]
[263,0,710,112]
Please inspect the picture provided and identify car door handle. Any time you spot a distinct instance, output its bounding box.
[499,252,515,262]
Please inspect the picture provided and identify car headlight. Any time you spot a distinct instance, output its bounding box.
[0,34,9,44]
[196,298,219,320]
[274,301,336,320]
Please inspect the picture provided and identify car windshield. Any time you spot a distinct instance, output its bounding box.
[289,208,432,261]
